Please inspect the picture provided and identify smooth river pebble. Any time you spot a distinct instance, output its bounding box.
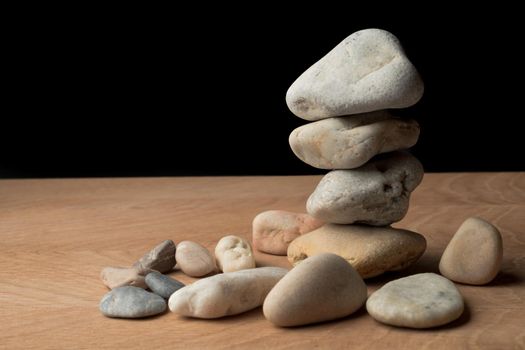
[100,286,166,318]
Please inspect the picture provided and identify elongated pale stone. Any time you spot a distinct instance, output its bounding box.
[289,111,419,169]
[168,267,288,318]
[366,273,464,328]
[286,28,424,120]
[263,253,367,326]
[439,217,503,285]
[252,210,323,255]
[215,235,256,272]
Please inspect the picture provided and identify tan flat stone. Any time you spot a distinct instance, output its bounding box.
[287,224,426,278]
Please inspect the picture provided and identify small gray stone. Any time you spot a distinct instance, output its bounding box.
[366,273,464,328]
[145,271,185,299]
[100,286,166,318]
[307,151,424,225]
[133,240,176,274]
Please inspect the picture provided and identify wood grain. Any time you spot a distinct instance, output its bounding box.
[0,173,524,349]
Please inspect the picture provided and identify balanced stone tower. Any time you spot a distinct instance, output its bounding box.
[285,29,427,279]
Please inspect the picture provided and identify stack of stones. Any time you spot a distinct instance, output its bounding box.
[284,28,428,279]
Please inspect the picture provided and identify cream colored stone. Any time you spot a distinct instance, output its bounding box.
[286,28,424,121]
[175,240,216,277]
[133,239,176,274]
[366,273,464,328]
[252,210,323,255]
[168,267,288,318]
[289,111,419,169]
[100,266,147,289]
[439,217,503,285]
[263,253,367,327]
[215,235,256,272]
[287,224,426,278]
[306,151,423,225]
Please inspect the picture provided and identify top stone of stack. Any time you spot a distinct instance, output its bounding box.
[286,29,424,121]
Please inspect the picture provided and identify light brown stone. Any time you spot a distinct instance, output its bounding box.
[175,240,216,277]
[100,266,147,289]
[439,217,503,285]
[252,210,323,255]
[289,111,420,170]
[263,253,367,327]
[287,224,426,278]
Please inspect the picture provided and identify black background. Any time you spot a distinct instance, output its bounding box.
[2,7,523,178]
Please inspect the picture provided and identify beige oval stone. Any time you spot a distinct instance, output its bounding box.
[439,217,503,285]
[169,267,288,318]
[286,28,424,121]
[287,224,426,278]
[175,241,216,277]
[133,239,176,274]
[306,151,424,225]
[100,266,147,289]
[366,273,464,328]
[252,210,324,256]
[289,111,419,170]
[263,253,367,327]
[215,235,256,272]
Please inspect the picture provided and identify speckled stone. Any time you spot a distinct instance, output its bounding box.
[306,151,424,225]
[286,28,424,120]
[289,111,419,170]
[99,286,166,318]
[145,271,185,299]
[366,273,464,328]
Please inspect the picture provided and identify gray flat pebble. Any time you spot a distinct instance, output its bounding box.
[145,271,185,299]
[100,286,166,318]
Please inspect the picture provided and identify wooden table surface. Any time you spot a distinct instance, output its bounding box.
[1,173,524,349]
